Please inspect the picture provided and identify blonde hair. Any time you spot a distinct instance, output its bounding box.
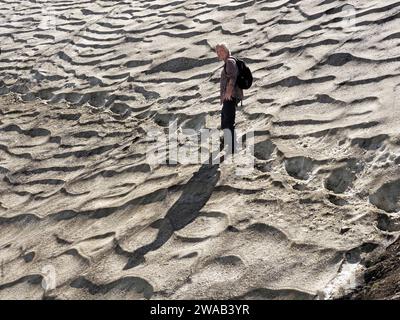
[215,43,231,56]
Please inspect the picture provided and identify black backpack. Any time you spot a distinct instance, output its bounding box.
[225,57,253,90]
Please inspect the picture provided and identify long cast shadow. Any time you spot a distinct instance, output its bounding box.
[123,157,221,270]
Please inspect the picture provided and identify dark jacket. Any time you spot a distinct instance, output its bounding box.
[220,56,243,104]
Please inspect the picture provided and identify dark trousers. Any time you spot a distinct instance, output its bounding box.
[221,98,237,155]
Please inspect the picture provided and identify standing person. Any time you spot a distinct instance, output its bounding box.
[215,43,243,156]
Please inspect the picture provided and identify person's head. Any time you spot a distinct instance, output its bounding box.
[215,43,230,61]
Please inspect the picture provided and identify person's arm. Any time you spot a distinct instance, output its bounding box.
[224,58,237,100]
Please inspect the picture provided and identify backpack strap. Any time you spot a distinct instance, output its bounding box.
[224,57,237,73]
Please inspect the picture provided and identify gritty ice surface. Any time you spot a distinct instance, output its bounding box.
[0,0,399,299]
